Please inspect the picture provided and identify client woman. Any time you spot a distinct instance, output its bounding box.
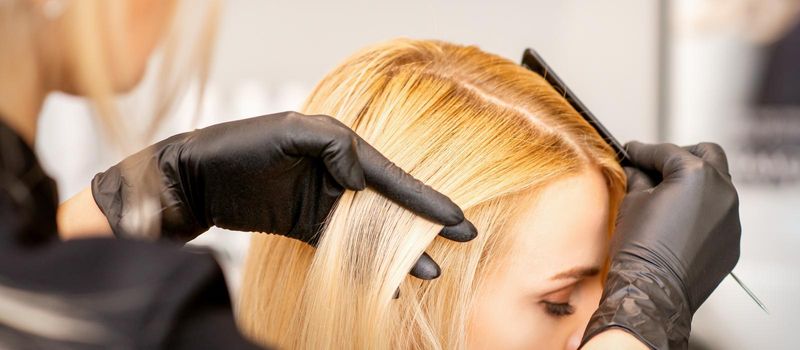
[238,39,626,349]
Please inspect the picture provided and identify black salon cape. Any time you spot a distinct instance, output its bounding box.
[0,121,264,349]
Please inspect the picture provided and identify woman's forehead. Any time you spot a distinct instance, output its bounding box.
[504,169,611,280]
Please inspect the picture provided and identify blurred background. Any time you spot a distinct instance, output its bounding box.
[34,0,799,348]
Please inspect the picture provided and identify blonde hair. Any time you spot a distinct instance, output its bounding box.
[0,0,219,150]
[238,39,626,349]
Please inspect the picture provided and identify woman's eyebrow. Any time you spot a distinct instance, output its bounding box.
[549,266,600,281]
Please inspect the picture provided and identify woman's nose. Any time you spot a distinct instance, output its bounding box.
[565,326,585,350]
[566,278,603,349]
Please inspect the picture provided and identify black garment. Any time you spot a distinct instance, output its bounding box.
[0,120,263,349]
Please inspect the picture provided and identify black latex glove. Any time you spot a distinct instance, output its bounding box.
[92,112,477,280]
[581,142,741,349]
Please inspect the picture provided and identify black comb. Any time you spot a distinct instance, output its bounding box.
[521,48,632,167]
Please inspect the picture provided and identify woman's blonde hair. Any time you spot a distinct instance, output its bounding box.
[238,38,626,350]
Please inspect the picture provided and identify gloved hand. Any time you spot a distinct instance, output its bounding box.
[91,112,477,279]
[581,142,741,349]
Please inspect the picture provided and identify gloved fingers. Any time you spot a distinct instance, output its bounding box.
[439,219,478,242]
[291,113,476,241]
[624,166,655,192]
[320,134,367,191]
[681,142,731,176]
[289,114,367,190]
[409,252,441,280]
[355,137,477,242]
[625,141,700,179]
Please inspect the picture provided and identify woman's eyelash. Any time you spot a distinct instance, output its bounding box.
[542,301,575,317]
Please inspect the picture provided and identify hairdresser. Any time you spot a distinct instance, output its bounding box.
[0,0,739,349]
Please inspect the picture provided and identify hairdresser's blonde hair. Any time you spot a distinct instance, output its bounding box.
[0,0,219,149]
[238,39,626,350]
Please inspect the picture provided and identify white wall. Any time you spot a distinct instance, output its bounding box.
[209,0,659,142]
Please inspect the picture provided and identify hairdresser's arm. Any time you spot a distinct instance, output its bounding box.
[581,142,741,349]
[58,187,113,239]
[84,112,476,279]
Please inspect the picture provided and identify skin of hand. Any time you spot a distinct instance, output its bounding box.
[581,141,741,349]
[90,111,477,280]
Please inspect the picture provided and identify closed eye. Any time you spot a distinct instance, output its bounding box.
[541,301,575,317]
